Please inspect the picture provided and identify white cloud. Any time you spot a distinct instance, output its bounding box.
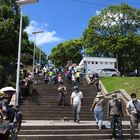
[95,10,100,15]
[25,20,64,46]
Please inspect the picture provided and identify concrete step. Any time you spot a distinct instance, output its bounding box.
[19,128,139,135]
[18,120,139,140]
[17,134,138,140]
[19,77,132,140]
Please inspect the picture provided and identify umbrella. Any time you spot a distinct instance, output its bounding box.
[0,86,16,93]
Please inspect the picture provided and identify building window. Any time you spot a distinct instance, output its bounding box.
[92,62,94,64]
[96,62,98,64]
[110,62,113,65]
[105,62,108,65]
[88,61,90,64]
[100,62,103,64]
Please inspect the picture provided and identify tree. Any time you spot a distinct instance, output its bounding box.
[49,39,83,67]
[0,0,30,63]
[83,3,140,73]
[0,0,33,86]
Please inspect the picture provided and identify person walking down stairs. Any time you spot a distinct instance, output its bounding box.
[90,92,104,130]
[70,86,83,123]
[107,93,123,140]
[10,105,22,140]
[57,81,67,107]
[126,93,140,140]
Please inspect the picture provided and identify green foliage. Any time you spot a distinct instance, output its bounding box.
[49,39,83,67]
[0,0,35,86]
[101,77,140,98]
[83,3,140,73]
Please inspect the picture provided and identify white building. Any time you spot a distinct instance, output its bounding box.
[79,56,117,74]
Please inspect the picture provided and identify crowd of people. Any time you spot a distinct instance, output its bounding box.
[0,64,139,140]
[33,65,140,140]
[0,89,22,140]
[90,91,140,140]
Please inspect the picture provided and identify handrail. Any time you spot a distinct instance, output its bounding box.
[99,80,131,103]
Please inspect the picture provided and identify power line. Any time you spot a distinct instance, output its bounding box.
[69,0,140,8]
[69,0,107,7]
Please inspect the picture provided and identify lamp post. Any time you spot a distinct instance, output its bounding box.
[39,48,42,65]
[32,30,43,77]
[16,0,39,106]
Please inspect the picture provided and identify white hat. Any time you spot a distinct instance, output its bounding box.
[0,86,16,92]
[96,92,103,98]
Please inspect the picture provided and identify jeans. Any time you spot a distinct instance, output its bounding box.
[130,114,140,139]
[73,104,81,122]
[110,115,123,139]
[94,107,103,129]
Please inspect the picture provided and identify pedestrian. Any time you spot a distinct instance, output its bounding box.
[31,89,39,103]
[10,105,22,140]
[0,109,10,140]
[126,93,140,139]
[71,74,76,86]
[90,92,104,129]
[75,71,80,84]
[57,81,67,107]
[57,73,63,84]
[0,91,7,119]
[70,86,83,123]
[107,93,123,140]
[93,74,100,91]
[44,73,49,84]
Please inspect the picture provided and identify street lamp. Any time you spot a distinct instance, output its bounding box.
[16,0,39,106]
[32,30,43,77]
[39,47,42,65]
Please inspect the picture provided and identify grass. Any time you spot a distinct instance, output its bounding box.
[101,77,140,98]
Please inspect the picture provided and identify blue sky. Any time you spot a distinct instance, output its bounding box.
[23,0,140,55]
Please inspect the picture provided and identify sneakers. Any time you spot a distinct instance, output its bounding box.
[76,120,80,124]
[74,120,80,124]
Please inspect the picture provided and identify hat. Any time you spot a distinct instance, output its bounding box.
[96,92,103,98]
[0,86,16,92]
[0,90,5,98]
[73,86,79,90]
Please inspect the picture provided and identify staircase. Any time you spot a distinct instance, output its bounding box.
[18,77,139,140]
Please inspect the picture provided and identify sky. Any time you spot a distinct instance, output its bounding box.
[23,0,140,55]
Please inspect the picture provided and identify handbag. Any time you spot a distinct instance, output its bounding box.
[133,101,140,118]
[105,120,111,129]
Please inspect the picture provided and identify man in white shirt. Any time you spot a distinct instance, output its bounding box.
[126,93,140,139]
[70,86,83,123]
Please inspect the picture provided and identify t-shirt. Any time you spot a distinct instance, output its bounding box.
[126,99,140,114]
[71,91,83,105]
